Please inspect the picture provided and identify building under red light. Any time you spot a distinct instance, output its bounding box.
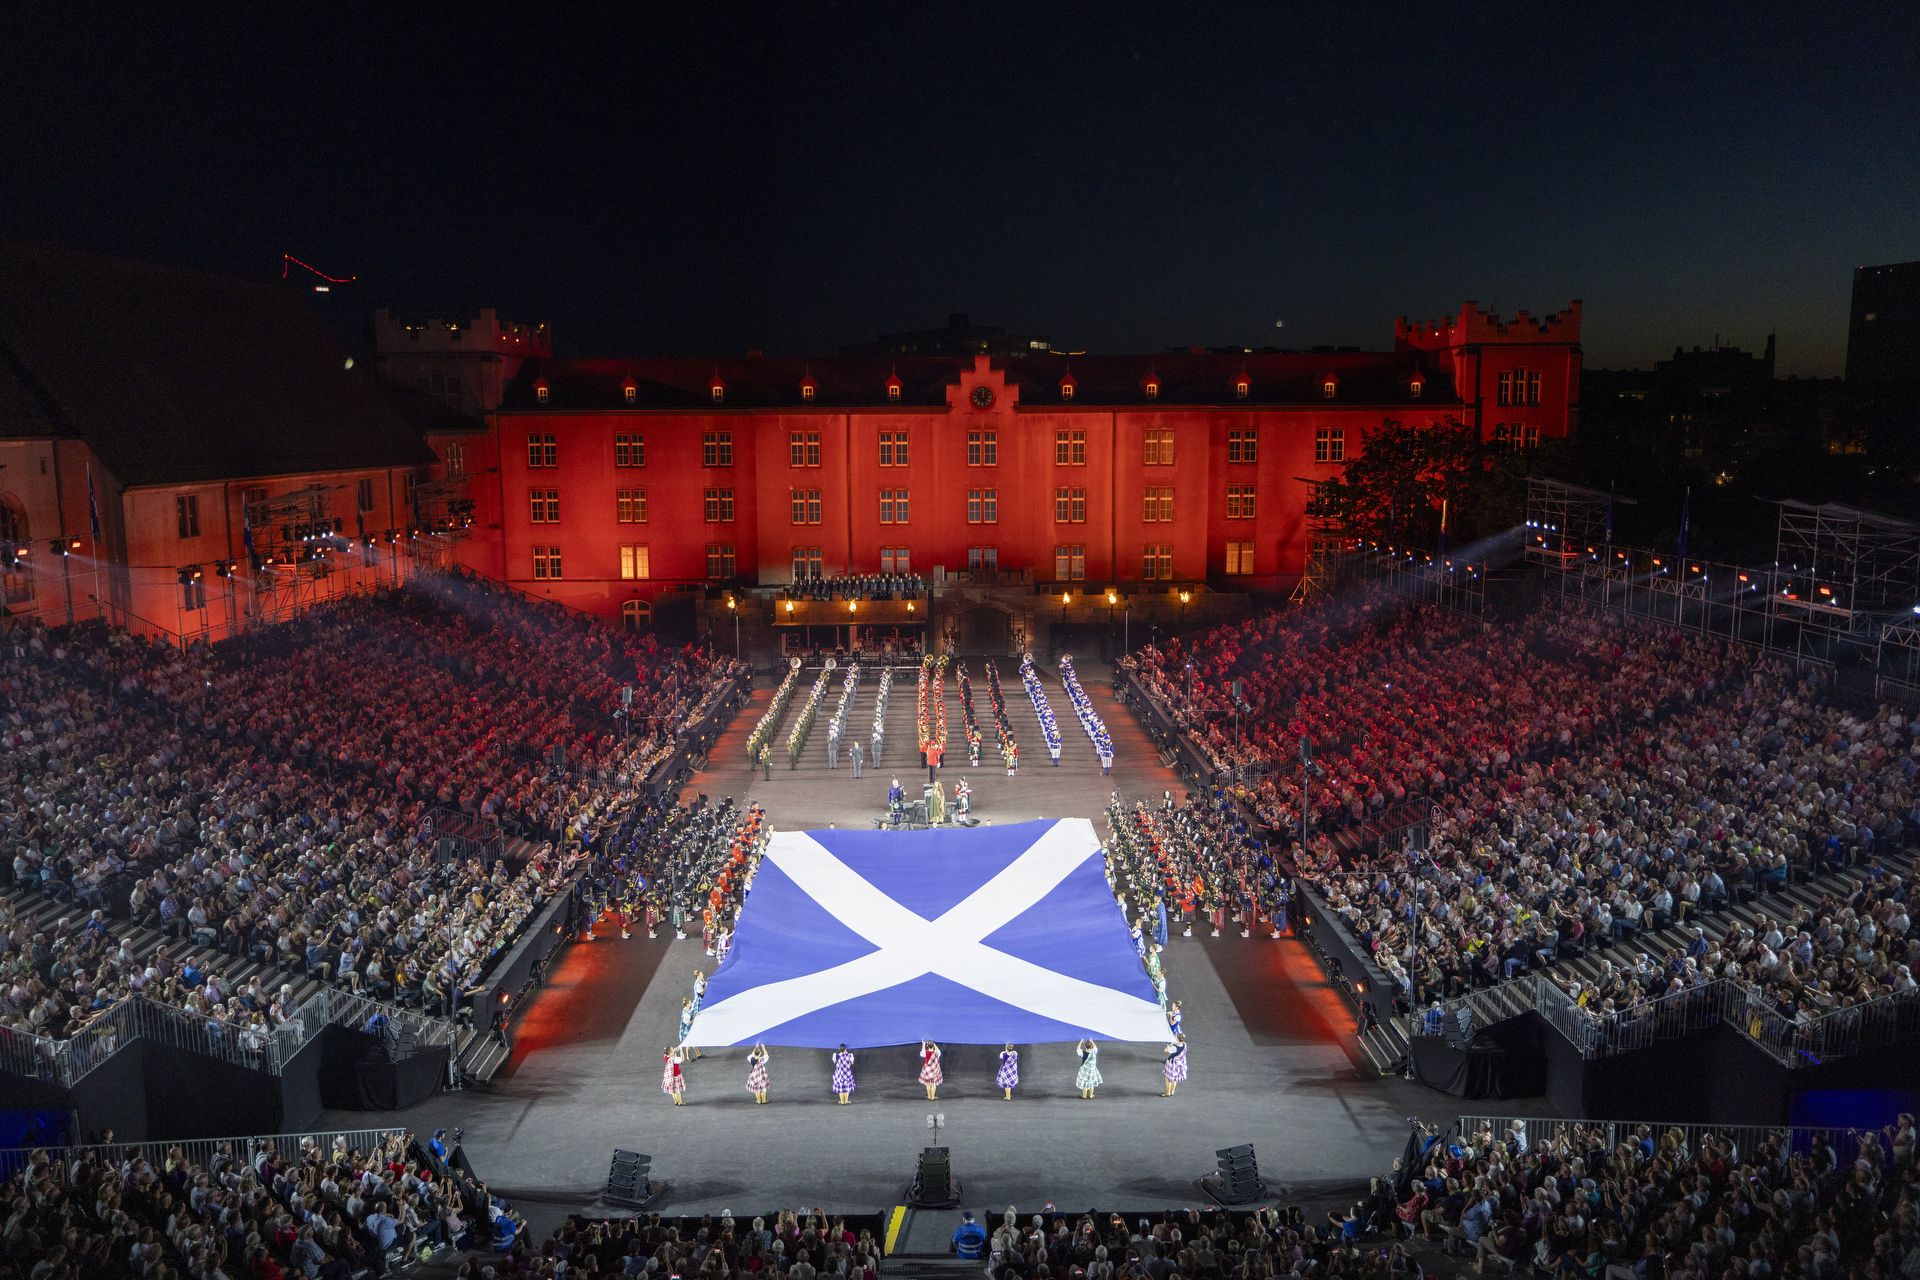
[452,302,1580,624]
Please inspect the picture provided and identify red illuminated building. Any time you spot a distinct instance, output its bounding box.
[461,302,1581,625]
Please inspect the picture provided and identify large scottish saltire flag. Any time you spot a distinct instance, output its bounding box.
[682,818,1169,1048]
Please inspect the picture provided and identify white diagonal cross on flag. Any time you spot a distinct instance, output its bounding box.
[682,819,1169,1047]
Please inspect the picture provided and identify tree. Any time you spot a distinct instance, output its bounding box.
[1321,417,1488,549]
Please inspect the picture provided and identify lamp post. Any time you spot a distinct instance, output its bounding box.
[726,595,740,657]
[1178,587,1191,629]
[1105,589,1117,658]
[1060,590,1070,623]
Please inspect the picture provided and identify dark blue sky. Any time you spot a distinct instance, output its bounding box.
[5,5,1915,375]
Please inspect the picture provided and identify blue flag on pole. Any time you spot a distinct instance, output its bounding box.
[684,819,1169,1048]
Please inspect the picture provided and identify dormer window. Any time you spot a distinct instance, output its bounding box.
[887,383,901,401]
[623,380,638,404]
[535,380,550,404]
[711,385,725,403]
[1322,379,1337,400]
[802,383,816,401]
[1144,379,1158,400]
[1235,379,1250,400]
[1409,378,1423,400]
[1061,382,1075,401]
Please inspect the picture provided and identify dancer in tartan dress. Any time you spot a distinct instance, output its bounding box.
[661,1046,686,1105]
[831,1044,856,1104]
[1161,1033,1188,1097]
[996,1043,1019,1101]
[1074,1038,1102,1100]
[744,1043,770,1104]
[918,1039,944,1100]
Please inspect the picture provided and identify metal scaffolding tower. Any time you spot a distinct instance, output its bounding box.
[1768,500,1920,664]
[1290,478,1349,604]
[1523,478,1620,569]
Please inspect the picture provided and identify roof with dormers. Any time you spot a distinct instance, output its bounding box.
[499,350,1453,411]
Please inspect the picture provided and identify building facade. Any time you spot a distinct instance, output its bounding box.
[1847,260,1920,387]
[476,302,1581,622]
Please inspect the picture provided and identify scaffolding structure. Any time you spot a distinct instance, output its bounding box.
[1523,478,1620,569]
[1289,479,1349,604]
[1768,501,1920,665]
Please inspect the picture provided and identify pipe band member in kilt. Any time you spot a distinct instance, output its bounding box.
[1161,1033,1188,1097]
[996,1043,1019,1100]
[745,1042,770,1104]
[661,1045,686,1105]
[1074,1037,1102,1100]
[832,1043,856,1104]
[918,1038,944,1100]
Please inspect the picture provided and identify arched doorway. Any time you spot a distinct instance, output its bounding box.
[955,604,1014,655]
[0,497,31,607]
[621,599,651,632]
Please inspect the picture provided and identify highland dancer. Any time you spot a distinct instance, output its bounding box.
[996,1043,1019,1100]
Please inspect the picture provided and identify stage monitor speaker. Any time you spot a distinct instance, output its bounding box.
[605,1149,662,1208]
[908,1145,959,1209]
[1198,1143,1266,1206]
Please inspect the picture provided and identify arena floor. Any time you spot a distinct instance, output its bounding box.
[322,659,1513,1222]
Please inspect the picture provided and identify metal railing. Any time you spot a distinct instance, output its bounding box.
[290,988,459,1060]
[1455,1115,1883,1170]
[0,1125,408,1181]
[1420,974,1920,1069]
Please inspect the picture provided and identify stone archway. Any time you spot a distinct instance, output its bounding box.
[954,603,1015,655]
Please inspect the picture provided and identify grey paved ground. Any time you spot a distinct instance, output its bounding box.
[322,661,1533,1225]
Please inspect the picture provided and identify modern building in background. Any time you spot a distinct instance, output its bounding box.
[842,313,1054,358]
[1846,260,1920,387]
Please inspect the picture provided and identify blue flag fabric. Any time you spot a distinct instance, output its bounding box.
[683,818,1169,1048]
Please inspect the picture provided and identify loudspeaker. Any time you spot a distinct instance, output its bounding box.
[605,1149,662,1208]
[1197,1143,1266,1206]
[908,1145,959,1209]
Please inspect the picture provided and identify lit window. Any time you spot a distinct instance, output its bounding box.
[529,488,560,523]
[1226,485,1256,520]
[1497,370,1514,406]
[1235,380,1249,400]
[1143,428,1174,466]
[444,442,465,476]
[801,383,816,401]
[614,434,645,467]
[532,545,563,580]
[1409,379,1423,399]
[616,488,647,523]
[1053,545,1086,581]
[527,433,557,468]
[1313,427,1345,463]
[1054,430,1086,466]
[620,545,650,580]
[702,431,734,467]
[1225,541,1256,575]
[1144,379,1158,400]
[878,430,910,466]
[704,488,736,522]
[887,382,902,401]
[1322,380,1336,400]
[536,384,550,404]
[966,430,998,466]
[1143,487,1174,522]
[1054,486,1087,523]
[624,384,637,404]
[710,382,725,403]
[1142,544,1173,580]
[1060,380,1075,401]
[1227,429,1259,464]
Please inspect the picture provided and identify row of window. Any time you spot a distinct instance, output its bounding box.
[524,427,1285,472]
[529,483,1268,528]
[176,477,389,542]
[537,376,1399,406]
[1497,369,1544,407]
[524,542,1262,583]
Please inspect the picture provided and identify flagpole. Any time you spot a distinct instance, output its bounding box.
[87,465,104,624]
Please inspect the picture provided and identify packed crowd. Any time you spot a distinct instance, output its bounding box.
[1103,794,1278,941]
[786,572,925,601]
[1126,597,1742,834]
[503,1211,886,1280]
[1302,660,1919,1021]
[1400,1117,1918,1280]
[0,1128,526,1280]
[0,574,742,1047]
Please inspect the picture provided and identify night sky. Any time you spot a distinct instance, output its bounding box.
[6,5,1916,376]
